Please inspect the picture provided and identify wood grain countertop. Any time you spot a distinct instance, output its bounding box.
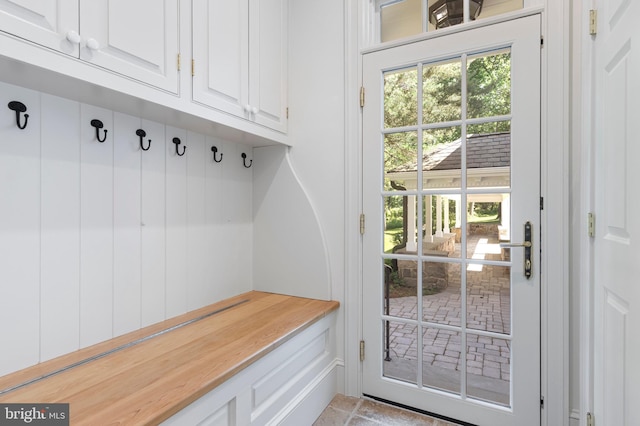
[0,291,339,425]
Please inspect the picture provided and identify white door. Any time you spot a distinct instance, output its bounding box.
[79,0,179,93]
[592,1,640,425]
[0,0,78,55]
[362,15,541,426]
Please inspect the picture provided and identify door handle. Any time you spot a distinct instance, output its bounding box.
[499,221,533,279]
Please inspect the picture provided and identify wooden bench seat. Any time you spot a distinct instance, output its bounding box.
[0,291,339,425]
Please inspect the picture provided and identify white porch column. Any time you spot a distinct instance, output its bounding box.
[435,195,443,237]
[424,195,433,242]
[501,194,511,240]
[406,195,417,251]
[455,196,461,229]
[443,196,450,234]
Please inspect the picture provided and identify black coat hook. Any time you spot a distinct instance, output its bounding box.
[90,119,107,142]
[172,137,186,156]
[241,152,252,168]
[8,101,29,130]
[136,129,151,151]
[211,146,223,163]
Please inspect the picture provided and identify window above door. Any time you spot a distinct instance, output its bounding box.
[374,0,525,43]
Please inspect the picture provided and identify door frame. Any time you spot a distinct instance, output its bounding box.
[343,2,570,425]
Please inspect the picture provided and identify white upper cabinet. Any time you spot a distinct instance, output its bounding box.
[192,0,288,133]
[0,1,79,55]
[0,0,179,93]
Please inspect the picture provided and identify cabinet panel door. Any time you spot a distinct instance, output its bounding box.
[79,0,179,93]
[192,0,249,117]
[249,0,287,133]
[0,0,78,55]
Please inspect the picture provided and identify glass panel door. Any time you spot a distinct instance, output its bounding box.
[362,15,541,425]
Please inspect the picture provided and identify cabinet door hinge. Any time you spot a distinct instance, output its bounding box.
[360,214,365,235]
[360,340,365,361]
[286,107,289,119]
[541,36,544,48]
[588,212,595,237]
[589,9,597,36]
[360,86,365,108]
[587,412,594,426]
[177,53,181,71]
[540,196,544,210]
[540,396,544,409]
[191,59,195,77]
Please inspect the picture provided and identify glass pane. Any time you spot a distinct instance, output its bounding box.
[467,124,511,189]
[423,59,462,123]
[466,264,511,335]
[423,195,461,258]
[383,320,418,384]
[423,328,461,395]
[423,126,462,190]
[422,260,461,326]
[380,0,423,42]
[477,0,523,22]
[384,195,413,253]
[384,68,418,128]
[466,194,510,259]
[467,333,511,406]
[467,50,511,119]
[385,132,418,190]
[386,258,418,320]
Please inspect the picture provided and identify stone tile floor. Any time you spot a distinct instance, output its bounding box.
[313,394,460,426]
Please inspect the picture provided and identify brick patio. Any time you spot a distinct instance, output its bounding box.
[383,234,512,406]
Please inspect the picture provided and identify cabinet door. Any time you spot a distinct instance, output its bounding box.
[79,0,179,93]
[0,0,78,56]
[192,0,250,118]
[248,0,287,133]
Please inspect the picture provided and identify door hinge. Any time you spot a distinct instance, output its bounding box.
[588,212,595,237]
[286,107,289,119]
[589,9,598,36]
[360,86,365,107]
[540,396,544,409]
[360,214,365,235]
[191,59,195,77]
[540,36,544,48]
[177,53,181,71]
[360,340,365,361]
[587,412,594,426]
[540,196,544,210]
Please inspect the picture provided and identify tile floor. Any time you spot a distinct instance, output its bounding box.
[313,394,460,426]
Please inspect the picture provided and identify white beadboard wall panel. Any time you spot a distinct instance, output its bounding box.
[165,127,188,318]
[140,119,167,327]
[40,94,81,362]
[113,112,143,336]
[186,132,208,310]
[205,136,225,302]
[0,83,41,376]
[219,142,252,297]
[79,104,115,348]
[0,81,253,377]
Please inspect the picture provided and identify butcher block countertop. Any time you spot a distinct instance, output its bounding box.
[0,291,339,425]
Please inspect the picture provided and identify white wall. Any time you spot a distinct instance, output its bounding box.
[0,81,253,377]
[287,0,347,388]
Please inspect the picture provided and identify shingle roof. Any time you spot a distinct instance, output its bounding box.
[391,132,510,172]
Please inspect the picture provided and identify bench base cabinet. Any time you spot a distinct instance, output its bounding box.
[161,314,337,426]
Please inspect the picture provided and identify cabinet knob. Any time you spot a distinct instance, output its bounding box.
[66,30,81,44]
[244,105,251,113]
[86,38,100,50]
[251,106,259,115]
